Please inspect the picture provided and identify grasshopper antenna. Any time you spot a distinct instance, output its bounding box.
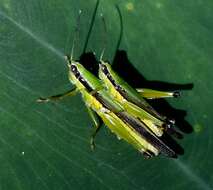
[83,0,100,53]
[99,14,108,61]
[113,5,123,63]
[70,10,82,61]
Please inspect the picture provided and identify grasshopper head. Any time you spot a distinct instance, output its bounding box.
[99,60,114,82]
[99,60,112,74]
[64,55,79,73]
[65,55,81,83]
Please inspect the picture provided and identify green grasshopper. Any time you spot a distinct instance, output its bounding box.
[99,60,181,137]
[97,14,181,138]
[37,12,177,158]
[37,55,177,158]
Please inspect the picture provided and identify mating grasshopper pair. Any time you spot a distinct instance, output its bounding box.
[37,11,181,158]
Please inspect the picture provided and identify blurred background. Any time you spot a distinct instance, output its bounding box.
[0,0,212,189]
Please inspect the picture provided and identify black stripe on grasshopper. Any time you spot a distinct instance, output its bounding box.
[71,64,177,158]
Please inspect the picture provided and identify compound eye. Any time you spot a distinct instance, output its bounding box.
[71,65,77,72]
[100,64,107,73]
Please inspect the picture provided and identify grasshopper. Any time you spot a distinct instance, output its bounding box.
[37,55,177,158]
[37,11,177,158]
[99,60,181,137]
[97,13,181,138]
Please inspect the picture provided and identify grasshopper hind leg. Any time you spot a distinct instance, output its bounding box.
[136,88,181,99]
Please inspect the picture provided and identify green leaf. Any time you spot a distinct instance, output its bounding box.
[0,0,212,189]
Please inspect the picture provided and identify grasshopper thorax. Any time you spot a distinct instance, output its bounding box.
[65,56,80,75]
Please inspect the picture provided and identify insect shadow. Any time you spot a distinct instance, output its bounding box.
[79,50,194,156]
